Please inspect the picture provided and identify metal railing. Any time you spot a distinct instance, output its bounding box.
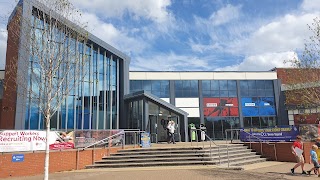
[225,129,278,161]
[76,129,145,170]
[190,129,230,168]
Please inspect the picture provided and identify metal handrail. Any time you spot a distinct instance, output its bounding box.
[225,129,278,161]
[81,131,125,150]
[76,130,146,170]
[190,129,229,167]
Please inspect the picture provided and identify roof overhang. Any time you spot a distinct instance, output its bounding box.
[124,90,188,116]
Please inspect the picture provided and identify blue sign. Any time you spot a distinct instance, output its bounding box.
[141,133,151,148]
[240,126,299,142]
[12,154,24,162]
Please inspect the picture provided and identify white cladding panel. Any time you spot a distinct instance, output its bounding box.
[179,72,214,79]
[288,114,294,121]
[160,98,170,103]
[213,72,246,80]
[289,120,294,125]
[130,72,277,80]
[180,108,200,117]
[130,72,147,79]
[175,98,199,108]
[145,72,181,80]
[244,72,277,80]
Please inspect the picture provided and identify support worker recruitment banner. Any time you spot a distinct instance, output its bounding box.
[0,130,75,152]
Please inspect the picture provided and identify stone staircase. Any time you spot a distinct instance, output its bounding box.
[86,144,266,169]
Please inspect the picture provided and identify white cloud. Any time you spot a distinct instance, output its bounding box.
[71,0,172,24]
[216,51,297,71]
[209,4,241,26]
[81,12,148,56]
[0,29,7,69]
[189,39,222,53]
[130,52,211,71]
[301,0,320,12]
[242,13,316,56]
[0,0,16,70]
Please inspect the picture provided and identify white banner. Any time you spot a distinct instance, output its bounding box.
[0,130,58,152]
[245,103,255,107]
[206,103,217,107]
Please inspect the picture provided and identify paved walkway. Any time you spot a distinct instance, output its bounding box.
[5,161,320,180]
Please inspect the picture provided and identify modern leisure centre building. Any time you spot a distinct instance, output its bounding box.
[129,71,285,141]
[1,0,288,142]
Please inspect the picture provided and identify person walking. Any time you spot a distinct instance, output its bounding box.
[167,120,176,144]
[291,135,306,175]
[307,145,320,176]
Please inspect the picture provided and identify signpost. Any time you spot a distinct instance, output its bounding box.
[12,154,24,162]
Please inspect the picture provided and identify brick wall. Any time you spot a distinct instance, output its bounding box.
[244,142,313,162]
[0,147,122,178]
[0,4,22,129]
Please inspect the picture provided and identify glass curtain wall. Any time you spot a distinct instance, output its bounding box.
[174,80,198,97]
[202,80,239,139]
[24,9,120,130]
[130,80,170,98]
[240,80,276,128]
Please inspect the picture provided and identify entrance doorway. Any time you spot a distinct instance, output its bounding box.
[205,117,240,140]
[148,114,181,143]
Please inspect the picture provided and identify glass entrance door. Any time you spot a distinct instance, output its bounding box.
[157,115,168,142]
[149,115,158,143]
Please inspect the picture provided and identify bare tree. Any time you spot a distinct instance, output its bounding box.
[3,0,88,179]
[284,18,320,109]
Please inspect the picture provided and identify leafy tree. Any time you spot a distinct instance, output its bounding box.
[284,18,320,109]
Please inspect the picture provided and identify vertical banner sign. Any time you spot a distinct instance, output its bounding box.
[141,133,151,148]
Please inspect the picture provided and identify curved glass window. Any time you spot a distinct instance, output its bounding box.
[24,10,121,130]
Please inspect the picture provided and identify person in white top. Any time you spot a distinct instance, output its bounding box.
[167,121,176,144]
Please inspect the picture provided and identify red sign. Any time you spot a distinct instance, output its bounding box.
[49,142,74,150]
[203,98,239,117]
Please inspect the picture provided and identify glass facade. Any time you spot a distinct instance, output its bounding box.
[23,8,124,130]
[129,78,278,140]
[130,80,169,98]
[240,80,276,128]
[175,80,198,97]
[202,80,240,139]
[202,80,237,97]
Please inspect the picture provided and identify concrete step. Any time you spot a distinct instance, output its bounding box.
[103,149,253,160]
[221,155,262,163]
[86,154,263,169]
[112,146,249,156]
[86,160,217,168]
[85,142,266,169]
[96,152,257,164]
[117,144,245,153]
[229,158,267,166]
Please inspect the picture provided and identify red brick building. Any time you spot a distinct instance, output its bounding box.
[272,68,320,125]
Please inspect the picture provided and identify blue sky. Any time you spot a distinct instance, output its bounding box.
[0,0,320,71]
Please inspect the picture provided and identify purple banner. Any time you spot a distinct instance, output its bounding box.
[240,126,299,142]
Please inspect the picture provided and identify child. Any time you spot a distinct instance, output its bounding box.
[307,145,320,176]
